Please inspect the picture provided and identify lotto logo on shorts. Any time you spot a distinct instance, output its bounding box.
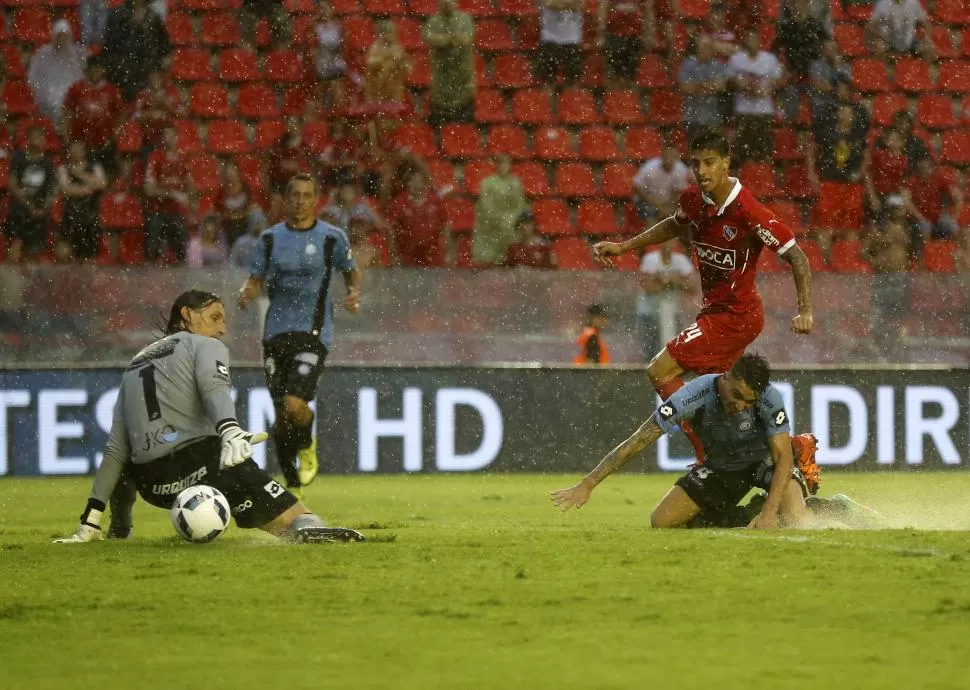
[264,481,285,498]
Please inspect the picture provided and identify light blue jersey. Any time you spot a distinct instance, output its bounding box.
[249,220,356,349]
[653,374,791,471]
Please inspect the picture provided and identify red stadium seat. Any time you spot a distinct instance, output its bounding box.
[558,88,600,125]
[331,0,364,13]
[219,49,260,82]
[534,199,574,237]
[851,58,889,92]
[475,54,492,88]
[0,46,24,80]
[175,120,203,153]
[171,48,215,81]
[395,17,423,50]
[176,0,226,10]
[236,154,265,193]
[302,122,330,154]
[207,120,251,154]
[166,13,197,46]
[534,126,577,160]
[772,129,803,161]
[441,124,484,158]
[492,54,534,89]
[364,0,407,13]
[1,80,35,116]
[637,54,670,89]
[796,238,828,272]
[942,129,970,164]
[407,52,431,87]
[678,0,710,20]
[201,13,240,47]
[931,27,960,59]
[285,0,318,13]
[475,19,515,50]
[553,237,600,269]
[782,163,818,200]
[426,160,456,191]
[13,9,51,44]
[475,90,509,123]
[255,120,285,150]
[894,58,934,93]
[462,160,496,194]
[934,0,970,24]
[458,0,497,16]
[188,154,222,193]
[739,163,780,200]
[578,126,621,161]
[393,122,437,157]
[613,251,642,270]
[189,84,232,118]
[646,89,681,126]
[555,162,597,197]
[833,23,867,57]
[265,50,304,83]
[238,83,281,118]
[625,126,662,160]
[100,192,144,231]
[496,0,538,15]
[578,200,619,235]
[407,0,438,15]
[487,124,530,158]
[282,87,308,116]
[871,93,908,127]
[602,163,636,198]
[581,54,606,89]
[445,196,475,231]
[830,240,872,273]
[342,16,375,53]
[917,95,958,130]
[939,61,970,93]
[512,89,554,124]
[116,121,143,153]
[512,162,551,196]
[602,90,644,125]
[923,240,957,273]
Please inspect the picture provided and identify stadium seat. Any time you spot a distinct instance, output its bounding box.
[176,0,225,10]
[116,121,143,153]
[602,163,636,198]
[265,49,304,83]
[342,16,375,53]
[578,126,621,161]
[512,89,554,124]
[558,88,600,125]
[189,84,232,118]
[934,0,970,24]
[625,126,662,160]
[931,27,960,59]
[894,58,934,93]
[201,13,240,46]
[445,196,475,231]
[534,126,577,160]
[871,93,907,127]
[646,89,681,126]
[555,163,597,197]
[13,8,51,44]
[602,90,644,125]
[939,61,970,93]
[851,58,889,92]
[796,239,828,272]
[302,122,330,154]
[236,154,265,193]
[613,250,642,270]
[1,80,35,116]
[331,0,364,13]
[395,17,423,50]
[512,162,551,196]
[577,200,619,235]
[285,0,317,13]
[739,163,780,200]
[636,54,670,89]
[100,192,144,231]
[772,129,803,161]
[766,201,807,235]
[552,237,600,269]
[462,160,496,194]
[187,155,222,193]
[782,163,818,200]
[942,129,970,164]
[166,13,197,46]
[238,83,280,118]
[492,54,534,88]
[441,124,484,158]
[474,54,492,88]
[833,22,867,57]
[407,52,431,87]
[207,120,251,154]
[917,95,958,129]
[829,240,872,273]
[172,120,202,154]
[426,159,456,191]
[678,0,710,20]
[458,0,497,16]
[171,48,215,81]
[407,0,438,15]
[475,90,509,123]
[219,49,260,82]
[254,120,285,150]
[393,122,437,157]
[475,19,514,50]
[923,240,957,273]
[487,124,530,158]
[496,0,538,15]
[364,0,407,13]
[534,199,574,237]
[282,87,308,115]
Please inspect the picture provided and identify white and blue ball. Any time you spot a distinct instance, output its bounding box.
[171,485,231,543]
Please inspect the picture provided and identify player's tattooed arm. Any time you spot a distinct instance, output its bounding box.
[780,245,813,334]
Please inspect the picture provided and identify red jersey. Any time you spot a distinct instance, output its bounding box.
[674,180,796,315]
[607,1,645,37]
[869,147,909,196]
[145,150,189,215]
[134,83,183,149]
[63,80,125,149]
[388,191,446,267]
[906,169,956,224]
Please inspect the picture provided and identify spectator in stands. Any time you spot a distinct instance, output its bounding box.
[143,126,190,264]
[187,213,229,268]
[267,116,312,223]
[678,35,729,139]
[217,161,263,248]
[812,102,867,251]
[902,155,963,240]
[774,0,827,121]
[62,56,125,176]
[81,0,110,48]
[598,0,648,87]
[132,69,185,157]
[866,0,934,61]
[574,304,610,365]
[56,140,108,262]
[505,211,557,269]
[864,195,911,356]
[535,0,585,90]
[319,117,360,187]
[241,0,290,49]
[387,170,449,268]
[229,210,268,269]
[808,39,851,132]
[321,180,380,231]
[365,21,412,106]
[632,142,692,224]
[781,0,832,34]
[473,155,527,266]
[7,126,56,259]
[862,128,909,218]
[889,111,930,173]
[635,240,696,362]
[311,1,347,111]
[727,30,784,164]
[423,0,476,126]
[954,229,970,273]
[26,20,86,123]
[703,3,739,58]
[103,0,171,101]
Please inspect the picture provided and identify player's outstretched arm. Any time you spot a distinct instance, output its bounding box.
[592,216,687,265]
[780,245,813,334]
[550,419,665,511]
[748,433,795,529]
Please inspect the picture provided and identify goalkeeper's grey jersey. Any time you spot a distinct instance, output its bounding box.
[91,332,237,503]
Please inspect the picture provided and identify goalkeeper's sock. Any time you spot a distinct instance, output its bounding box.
[656,377,706,463]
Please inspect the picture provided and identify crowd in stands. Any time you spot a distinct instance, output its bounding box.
[0,0,968,274]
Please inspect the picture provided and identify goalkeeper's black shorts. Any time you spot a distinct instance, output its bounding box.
[130,437,299,529]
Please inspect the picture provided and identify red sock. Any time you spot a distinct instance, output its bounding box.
[655,377,707,464]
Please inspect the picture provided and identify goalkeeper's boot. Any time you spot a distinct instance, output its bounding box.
[297,435,319,487]
[295,526,366,544]
[791,433,821,495]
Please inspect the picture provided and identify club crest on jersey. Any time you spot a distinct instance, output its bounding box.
[305,243,318,256]
[738,419,753,431]
[693,242,736,270]
[722,225,737,241]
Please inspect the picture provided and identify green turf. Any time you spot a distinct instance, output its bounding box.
[2,473,970,690]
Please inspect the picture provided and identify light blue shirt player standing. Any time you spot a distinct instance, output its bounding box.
[238,174,363,496]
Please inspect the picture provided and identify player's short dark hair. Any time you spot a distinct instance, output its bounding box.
[688,128,730,158]
[164,290,223,335]
[587,303,607,317]
[286,173,319,196]
[730,352,771,394]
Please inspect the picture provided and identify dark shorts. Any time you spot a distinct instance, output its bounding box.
[605,35,642,81]
[675,460,806,515]
[130,437,299,529]
[263,331,329,404]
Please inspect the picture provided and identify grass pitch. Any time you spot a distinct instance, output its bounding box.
[2,472,970,690]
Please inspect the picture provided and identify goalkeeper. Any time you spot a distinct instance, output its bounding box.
[53,290,362,544]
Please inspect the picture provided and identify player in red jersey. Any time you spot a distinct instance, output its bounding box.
[594,128,813,462]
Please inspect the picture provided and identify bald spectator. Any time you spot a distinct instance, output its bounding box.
[26,20,86,122]
[866,0,934,61]
[102,0,171,101]
[423,0,476,126]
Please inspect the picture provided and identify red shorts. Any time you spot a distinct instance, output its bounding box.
[666,307,765,375]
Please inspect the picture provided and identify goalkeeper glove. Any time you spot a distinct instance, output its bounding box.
[53,499,105,544]
[217,419,268,470]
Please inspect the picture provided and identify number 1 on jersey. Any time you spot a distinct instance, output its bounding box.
[138,364,161,421]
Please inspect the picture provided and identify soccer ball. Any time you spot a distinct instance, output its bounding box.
[171,485,231,543]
